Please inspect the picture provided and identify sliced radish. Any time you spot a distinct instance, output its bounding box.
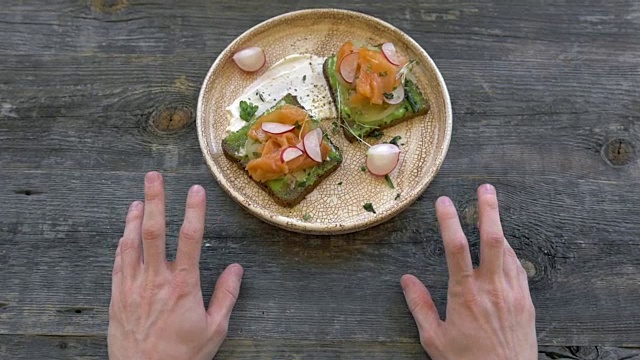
[384,85,405,105]
[232,47,266,72]
[280,146,304,163]
[339,52,359,84]
[366,143,400,176]
[261,122,295,134]
[381,42,401,66]
[303,128,323,163]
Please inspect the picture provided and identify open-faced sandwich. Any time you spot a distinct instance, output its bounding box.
[221,94,343,207]
[324,41,430,142]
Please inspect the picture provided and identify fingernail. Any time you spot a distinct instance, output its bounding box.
[190,184,204,195]
[129,201,142,211]
[481,183,495,195]
[229,263,244,276]
[145,171,161,185]
[436,196,452,207]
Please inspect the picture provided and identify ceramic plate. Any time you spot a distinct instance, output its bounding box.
[197,9,452,234]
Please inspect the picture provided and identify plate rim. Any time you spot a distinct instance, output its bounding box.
[196,8,452,234]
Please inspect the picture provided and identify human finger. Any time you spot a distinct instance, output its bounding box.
[207,264,244,331]
[477,184,505,281]
[176,185,206,271]
[435,196,473,283]
[401,274,442,342]
[121,201,144,274]
[142,171,167,274]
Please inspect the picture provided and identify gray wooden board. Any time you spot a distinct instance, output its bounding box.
[0,336,639,360]
[1,0,640,358]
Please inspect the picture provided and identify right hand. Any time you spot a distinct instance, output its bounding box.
[401,184,537,360]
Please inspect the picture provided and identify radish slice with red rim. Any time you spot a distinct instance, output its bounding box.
[261,122,295,134]
[366,143,400,176]
[303,128,324,163]
[232,47,266,72]
[339,53,359,84]
[381,42,401,66]
[384,85,405,105]
[280,146,304,163]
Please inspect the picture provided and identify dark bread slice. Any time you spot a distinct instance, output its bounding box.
[322,54,430,142]
[221,95,342,208]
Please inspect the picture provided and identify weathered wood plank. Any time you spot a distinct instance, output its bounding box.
[1,170,639,345]
[1,335,639,360]
[1,0,640,357]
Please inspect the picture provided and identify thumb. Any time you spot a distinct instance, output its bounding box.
[207,263,244,333]
[401,274,442,345]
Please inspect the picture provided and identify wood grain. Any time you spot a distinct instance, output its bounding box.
[1,0,640,358]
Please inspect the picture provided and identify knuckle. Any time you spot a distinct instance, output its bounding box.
[487,288,506,306]
[222,286,239,303]
[179,225,201,242]
[448,236,469,256]
[407,295,427,314]
[485,234,505,247]
[119,239,138,256]
[142,226,162,241]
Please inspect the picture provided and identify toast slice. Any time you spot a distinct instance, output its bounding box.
[323,47,430,142]
[221,94,343,207]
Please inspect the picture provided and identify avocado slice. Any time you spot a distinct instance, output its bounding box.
[221,94,343,208]
[323,53,429,142]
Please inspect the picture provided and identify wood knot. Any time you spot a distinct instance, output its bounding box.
[91,0,128,14]
[58,341,68,349]
[462,202,478,226]
[602,138,635,167]
[520,259,537,278]
[149,105,194,135]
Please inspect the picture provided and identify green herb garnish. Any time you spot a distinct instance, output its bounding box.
[296,180,307,188]
[239,100,258,121]
[363,203,376,214]
[337,181,343,186]
[328,151,342,162]
[360,165,367,172]
[370,128,384,140]
[302,213,312,221]
[389,136,402,146]
[385,175,395,189]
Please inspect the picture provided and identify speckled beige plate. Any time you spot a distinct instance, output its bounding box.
[197,9,452,235]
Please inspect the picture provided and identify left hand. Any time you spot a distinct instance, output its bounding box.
[108,171,243,360]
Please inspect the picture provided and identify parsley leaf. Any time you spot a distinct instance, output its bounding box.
[363,203,376,214]
[370,128,384,140]
[302,213,312,221]
[328,151,342,162]
[385,175,395,189]
[239,101,258,121]
[360,165,367,172]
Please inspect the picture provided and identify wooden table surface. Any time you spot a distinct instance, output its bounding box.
[1,1,639,359]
